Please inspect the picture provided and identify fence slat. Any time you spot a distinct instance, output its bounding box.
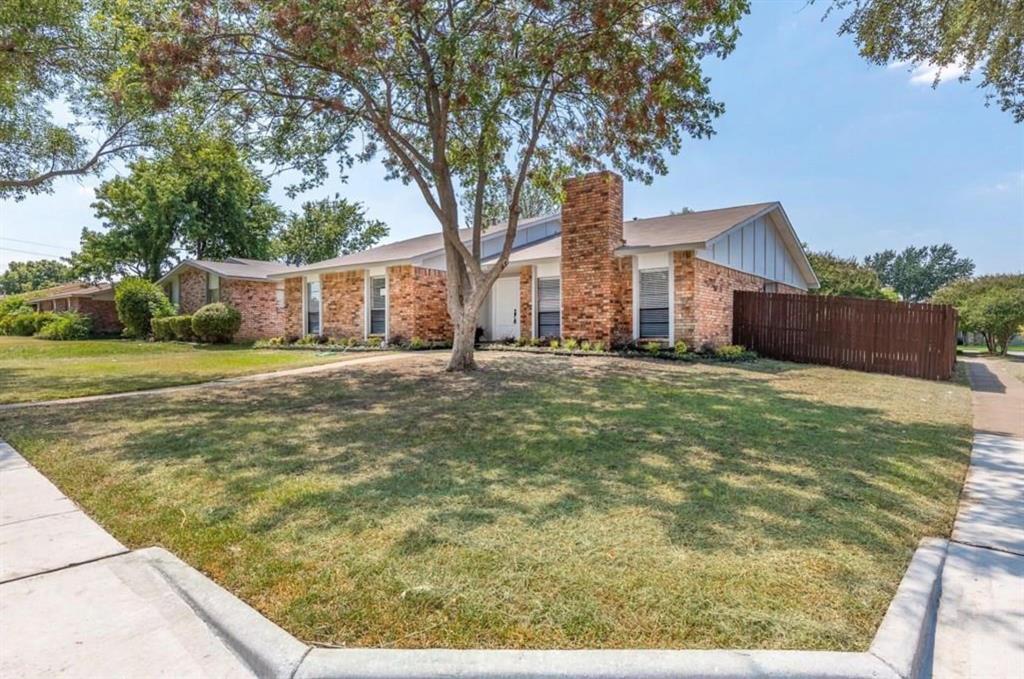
[732,292,958,380]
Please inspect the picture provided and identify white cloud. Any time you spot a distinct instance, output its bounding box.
[889,59,968,86]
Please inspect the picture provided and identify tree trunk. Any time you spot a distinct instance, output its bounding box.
[447,314,479,371]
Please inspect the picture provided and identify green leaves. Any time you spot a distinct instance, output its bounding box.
[273,196,389,265]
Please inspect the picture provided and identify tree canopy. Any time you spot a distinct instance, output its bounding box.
[135,0,749,369]
[71,129,280,281]
[273,197,388,266]
[0,258,76,294]
[865,244,974,302]
[806,248,897,300]
[825,0,1024,122]
[933,274,1024,355]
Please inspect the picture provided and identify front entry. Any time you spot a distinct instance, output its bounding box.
[491,277,520,340]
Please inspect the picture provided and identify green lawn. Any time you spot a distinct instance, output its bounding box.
[0,336,379,404]
[0,353,972,651]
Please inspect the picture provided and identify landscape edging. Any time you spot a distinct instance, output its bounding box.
[138,538,948,679]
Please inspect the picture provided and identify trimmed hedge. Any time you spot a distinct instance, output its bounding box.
[36,312,92,340]
[169,315,195,341]
[191,303,241,343]
[115,278,174,338]
[151,316,176,341]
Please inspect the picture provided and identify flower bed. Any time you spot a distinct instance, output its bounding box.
[480,340,758,363]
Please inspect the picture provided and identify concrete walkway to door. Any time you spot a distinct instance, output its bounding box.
[932,356,1024,679]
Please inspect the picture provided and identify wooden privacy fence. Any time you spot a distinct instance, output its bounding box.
[732,292,958,380]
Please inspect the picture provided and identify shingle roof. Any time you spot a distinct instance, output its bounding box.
[621,202,778,249]
[23,282,113,302]
[160,258,300,283]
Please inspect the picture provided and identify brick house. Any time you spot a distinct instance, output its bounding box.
[157,258,301,341]
[26,282,122,334]
[268,171,818,348]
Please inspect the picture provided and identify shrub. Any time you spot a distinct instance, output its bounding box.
[529,337,541,347]
[563,338,578,351]
[580,340,592,352]
[366,336,383,348]
[151,317,176,341]
[408,336,427,350]
[674,340,688,356]
[0,296,31,334]
[592,340,605,352]
[643,341,662,355]
[36,312,92,340]
[713,344,755,361]
[549,339,560,349]
[4,310,51,336]
[115,278,174,338]
[168,315,195,341]
[191,303,242,343]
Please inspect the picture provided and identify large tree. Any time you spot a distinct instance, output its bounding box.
[0,258,76,294]
[72,130,280,281]
[0,0,149,198]
[933,275,1024,355]
[274,196,388,266]
[136,0,749,370]
[824,0,1024,122]
[806,248,896,300]
[865,244,974,302]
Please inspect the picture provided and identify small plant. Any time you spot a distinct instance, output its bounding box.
[36,312,92,340]
[408,336,427,350]
[674,340,688,356]
[347,336,360,347]
[268,336,286,346]
[191,303,242,343]
[580,340,592,352]
[115,277,174,338]
[529,337,540,347]
[643,341,662,355]
[563,338,578,351]
[549,339,560,349]
[591,340,605,352]
[713,344,756,361]
[366,336,383,348]
[515,336,529,347]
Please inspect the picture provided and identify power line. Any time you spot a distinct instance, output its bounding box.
[0,237,76,251]
[0,246,71,259]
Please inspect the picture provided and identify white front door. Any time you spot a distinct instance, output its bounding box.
[491,277,520,340]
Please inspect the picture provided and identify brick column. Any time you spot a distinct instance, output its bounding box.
[387,265,452,342]
[559,171,624,345]
[674,251,697,347]
[321,270,365,339]
[179,268,207,314]
[519,267,533,340]
[284,276,304,338]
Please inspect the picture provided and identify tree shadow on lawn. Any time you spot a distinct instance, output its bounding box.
[8,354,971,560]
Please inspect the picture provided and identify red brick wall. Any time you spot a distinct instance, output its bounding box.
[322,270,365,339]
[220,279,286,341]
[179,268,207,314]
[519,267,533,340]
[673,253,806,349]
[74,297,121,333]
[284,277,304,338]
[560,171,625,345]
[387,265,452,342]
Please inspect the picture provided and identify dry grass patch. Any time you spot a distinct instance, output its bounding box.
[0,353,972,650]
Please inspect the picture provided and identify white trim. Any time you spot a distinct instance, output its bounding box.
[531,267,538,340]
[365,272,388,339]
[302,275,323,336]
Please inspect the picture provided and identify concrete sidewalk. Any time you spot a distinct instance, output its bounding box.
[932,357,1024,679]
[0,441,256,678]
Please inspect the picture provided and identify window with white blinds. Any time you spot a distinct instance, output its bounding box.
[536,277,561,338]
[369,276,386,335]
[638,269,669,338]
[306,281,321,335]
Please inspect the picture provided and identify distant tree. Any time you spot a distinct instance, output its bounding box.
[934,275,1024,355]
[273,197,388,266]
[806,248,895,299]
[461,178,562,229]
[71,130,280,281]
[670,207,695,215]
[136,0,749,371]
[0,259,76,294]
[823,0,1024,122]
[865,244,974,302]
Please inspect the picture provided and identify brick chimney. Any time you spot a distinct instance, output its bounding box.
[559,171,630,345]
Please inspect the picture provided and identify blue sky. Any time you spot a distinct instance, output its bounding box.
[2,0,1022,274]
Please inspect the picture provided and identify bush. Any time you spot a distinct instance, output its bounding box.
[0,296,31,334]
[549,339,560,349]
[563,338,578,351]
[151,316,176,341]
[191,303,242,343]
[580,340,591,352]
[713,344,755,361]
[591,340,605,352]
[408,336,427,350]
[115,278,174,338]
[674,340,688,356]
[36,312,92,340]
[168,315,195,341]
[366,336,383,348]
[4,310,49,336]
[643,341,662,355]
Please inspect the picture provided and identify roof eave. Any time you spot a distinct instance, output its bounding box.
[615,242,705,256]
[267,258,415,279]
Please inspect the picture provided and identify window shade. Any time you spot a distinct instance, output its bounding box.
[537,278,560,337]
[639,269,669,338]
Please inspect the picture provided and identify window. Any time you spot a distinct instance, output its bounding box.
[638,269,669,338]
[275,283,286,309]
[369,276,386,335]
[206,273,220,303]
[306,280,321,335]
[536,277,561,338]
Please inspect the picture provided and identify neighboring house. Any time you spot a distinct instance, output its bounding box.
[25,282,122,334]
[158,258,302,341]
[265,171,819,348]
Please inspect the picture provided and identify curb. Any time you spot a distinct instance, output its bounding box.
[138,538,949,679]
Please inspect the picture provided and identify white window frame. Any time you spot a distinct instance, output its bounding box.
[274,282,286,309]
[303,275,322,336]
[365,271,388,339]
[632,253,675,341]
